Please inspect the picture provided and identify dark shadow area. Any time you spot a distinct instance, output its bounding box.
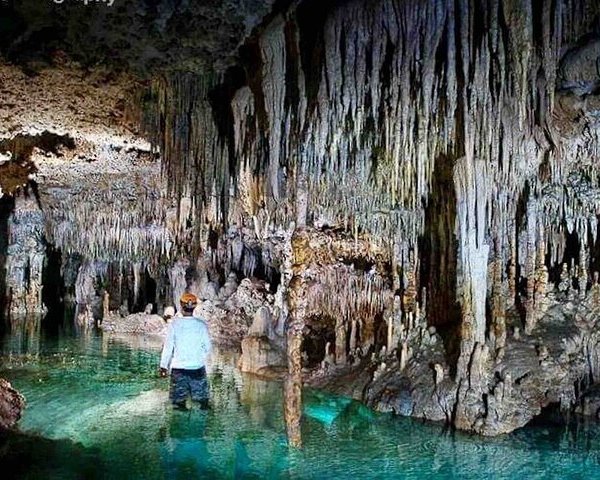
[296,0,337,116]
[0,196,15,336]
[0,429,103,480]
[589,219,600,285]
[547,227,580,288]
[513,182,531,326]
[302,314,336,368]
[41,244,64,326]
[526,402,571,428]
[130,266,158,313]
[419,155,461,374]
[144,267,158,313]
[232,243,281,293]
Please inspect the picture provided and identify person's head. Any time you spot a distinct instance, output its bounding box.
[179,292,199,317]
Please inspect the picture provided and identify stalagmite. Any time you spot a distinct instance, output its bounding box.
[335,316,347,365]
[433,364,444,386]
[387,317,393,352]
[558,263,571,293]
[349,320,357,355]
[102,291,110,320]
[4,195,47,316]
[399,341,409,371]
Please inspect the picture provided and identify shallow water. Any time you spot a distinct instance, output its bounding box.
[2,320,600,479]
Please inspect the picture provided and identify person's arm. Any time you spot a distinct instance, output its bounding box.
[159,322,175,373]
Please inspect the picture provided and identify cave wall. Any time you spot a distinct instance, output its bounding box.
[146,0,600,344]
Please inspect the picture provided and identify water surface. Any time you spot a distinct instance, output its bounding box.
[1,319,600,479]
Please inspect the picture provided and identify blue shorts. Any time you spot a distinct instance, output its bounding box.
[169,367,209,405]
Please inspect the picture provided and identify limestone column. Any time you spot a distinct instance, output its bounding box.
[335,315,347,365]
[454,157,490,378]
[4,195,47,317]
[283,227,309,448]
[524,206,540,335]
[491,240,506,352]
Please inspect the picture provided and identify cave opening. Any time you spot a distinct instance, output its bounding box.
[143,267,157,314]
[302,314,336,368]
[586,219,600,285]
[419,154,461,372]
[127,265,158,314]
[235,244,281,293]
[372,312,388,353]
[548,228,581,288]
[41,243,65,327]
[526,402,572,429]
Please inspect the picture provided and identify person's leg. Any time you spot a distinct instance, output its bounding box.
[189,367,210,409]
[169,368,189,409]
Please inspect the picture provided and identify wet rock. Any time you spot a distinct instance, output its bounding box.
[0,378,25,430]
[247,306,272,337]
[239,336,286,378]
[100,312,166,336]
[200,281,219,301]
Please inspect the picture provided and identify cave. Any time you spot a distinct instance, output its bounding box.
[302,314,336,369]
[2,0,600,477]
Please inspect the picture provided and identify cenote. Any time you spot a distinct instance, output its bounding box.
[1,316,600,479]
[3,1,600,479]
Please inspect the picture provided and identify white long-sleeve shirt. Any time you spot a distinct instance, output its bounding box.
[159,316,212,370]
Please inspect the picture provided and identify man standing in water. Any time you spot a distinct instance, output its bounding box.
[159,293,212,410]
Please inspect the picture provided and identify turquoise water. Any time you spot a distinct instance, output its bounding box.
[2,320,600,479]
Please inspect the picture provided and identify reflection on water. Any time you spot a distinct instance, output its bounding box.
[2,318,600,479]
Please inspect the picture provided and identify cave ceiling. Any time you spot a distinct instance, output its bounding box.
[0,0,281,224]
[0,0,279,76]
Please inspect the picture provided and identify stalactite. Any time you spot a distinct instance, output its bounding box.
[41,164,171,265]
[137,0,600,392]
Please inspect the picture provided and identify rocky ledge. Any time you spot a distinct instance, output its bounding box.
[0,378,25,430]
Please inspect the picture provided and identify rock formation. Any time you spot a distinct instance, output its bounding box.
[0,378,25,430]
